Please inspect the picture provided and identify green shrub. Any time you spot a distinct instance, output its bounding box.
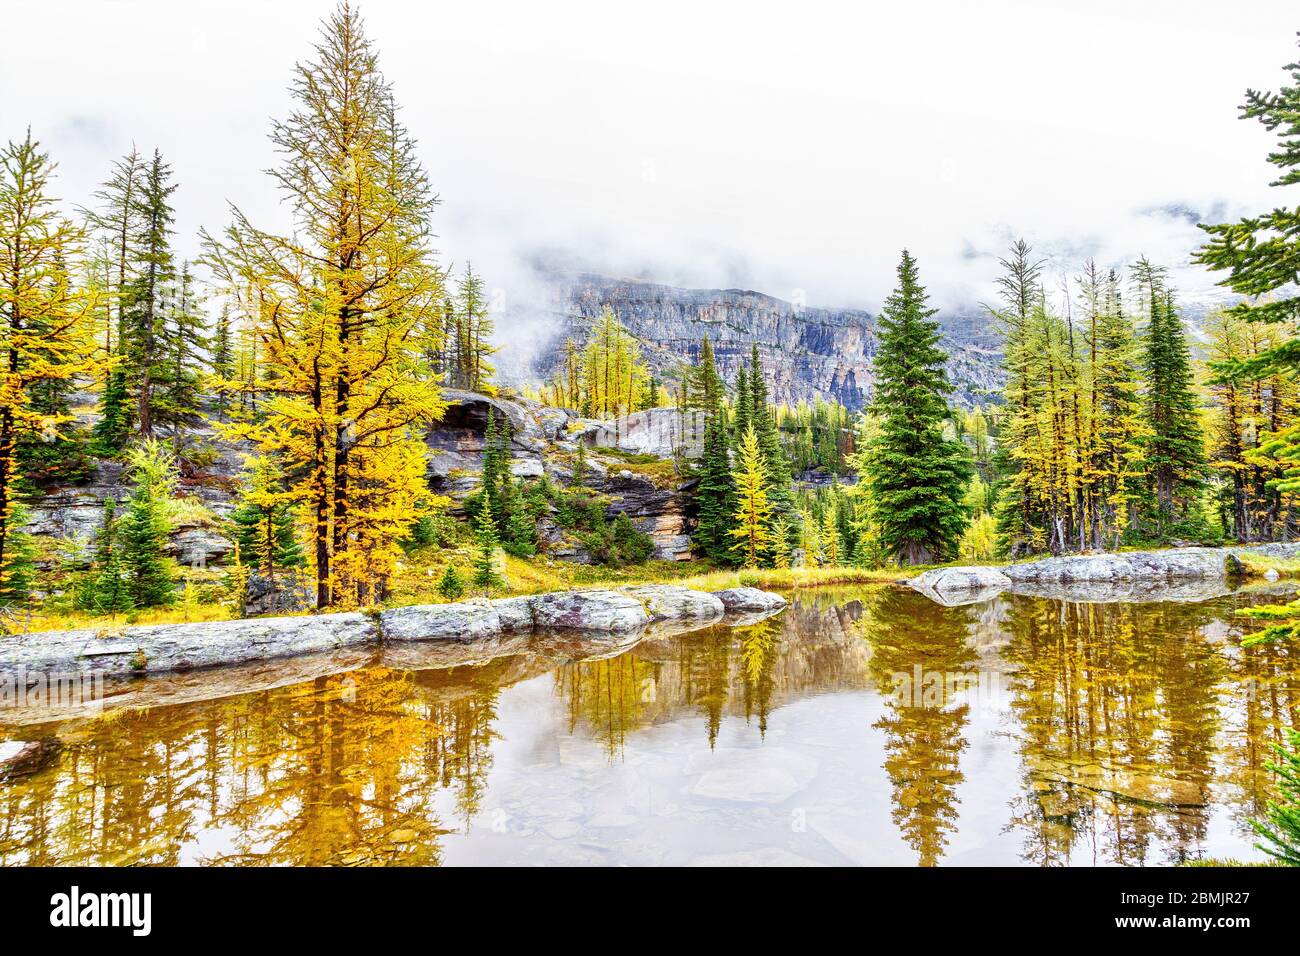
[1253,727,1300,866]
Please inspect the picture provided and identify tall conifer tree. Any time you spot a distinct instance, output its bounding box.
[863,251,971,565]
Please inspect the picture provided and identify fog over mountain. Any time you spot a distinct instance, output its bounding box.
[2,0,1292,385]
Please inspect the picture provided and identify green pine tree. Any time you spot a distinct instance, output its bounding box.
[470,504,504,595]
[93,366,131,456]
[747,343,794,537]
[210,303,235,421]
[732,362,752,448]
[863,250,972,565]
[121,149,177,439]
[117,441,177,608]
[0,506,36,608]
[691,337,738,565]
[78,498,133,615]
[1135,259,1204,530]
[437,563,465,602]
[1252,727,1300,866]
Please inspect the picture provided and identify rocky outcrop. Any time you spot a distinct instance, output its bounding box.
[528,272,1002,410]
[586,408,707,460]
[243,572,315,616]
[713,587,790,613]
[909,543,1300,605]
[0,613,379,678]
[0,585,785,679]
[618,584,724,621]
[425,390,697,562]
[381,600,506,643]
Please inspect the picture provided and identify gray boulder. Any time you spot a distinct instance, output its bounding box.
[618,584,724,621]
[712,587,789,613]
[910,566,1012,599]
[530,590,651,634]
[490,596,536,632]
[380,600,503,642]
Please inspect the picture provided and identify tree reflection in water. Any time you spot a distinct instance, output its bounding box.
[2,586,1298,866]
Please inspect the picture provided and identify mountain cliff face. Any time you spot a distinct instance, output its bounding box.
[526,273,1005,409]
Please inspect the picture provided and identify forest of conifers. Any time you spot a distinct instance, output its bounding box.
[5,1,1300,627]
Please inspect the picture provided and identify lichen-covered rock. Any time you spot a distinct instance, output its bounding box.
[0,613,377,678]
[380,600,503,642]
[618,585,724,621]
[530,590,651,634]
[490,596,536,632]
[712,587,788,613]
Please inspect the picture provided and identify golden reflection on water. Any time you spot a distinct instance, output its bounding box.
[1,585,1298,866]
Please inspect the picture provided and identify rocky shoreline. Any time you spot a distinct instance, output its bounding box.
[909,542,1300,604]
[0,585,786,680]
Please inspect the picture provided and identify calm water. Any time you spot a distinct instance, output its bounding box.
[2,585,1299,866]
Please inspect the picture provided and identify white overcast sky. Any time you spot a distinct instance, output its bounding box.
[2,0,1297,313]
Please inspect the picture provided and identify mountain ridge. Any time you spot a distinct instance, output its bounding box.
[512,271,1006,409]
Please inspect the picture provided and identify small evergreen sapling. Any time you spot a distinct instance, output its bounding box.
[437,563,465,601]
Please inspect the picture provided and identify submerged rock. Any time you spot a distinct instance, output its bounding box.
[0,739,61,781]
[712,587,789,613]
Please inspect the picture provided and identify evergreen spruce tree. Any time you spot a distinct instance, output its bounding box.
[1135,259,1204,529]
[478,407,514,531]
[156,262,208,448]
[690,337,738,565]
[470,504,504,595]
[122,149,177,439]
[732,363,752,447]
[747,343,794,540]
[437,563,465,602]
[117,445,176,608]
[1252,728,1300,866]
[230,456,304,582]
[93,366,131,456]
[210,303,235,421]
[729,426,773,568]
[85,499,132,615]
[863,251,972,565]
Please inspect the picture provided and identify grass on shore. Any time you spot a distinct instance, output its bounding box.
[1233,554,1300,580]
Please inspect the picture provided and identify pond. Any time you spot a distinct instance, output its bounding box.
[2,584,1298,866]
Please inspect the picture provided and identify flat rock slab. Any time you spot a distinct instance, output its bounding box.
[911,542,1300,605]
[0,585,789,676]
[0,613,377,678]
[712,587,789,613]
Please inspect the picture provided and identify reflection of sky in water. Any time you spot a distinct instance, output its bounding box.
[2,584,1297,866]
